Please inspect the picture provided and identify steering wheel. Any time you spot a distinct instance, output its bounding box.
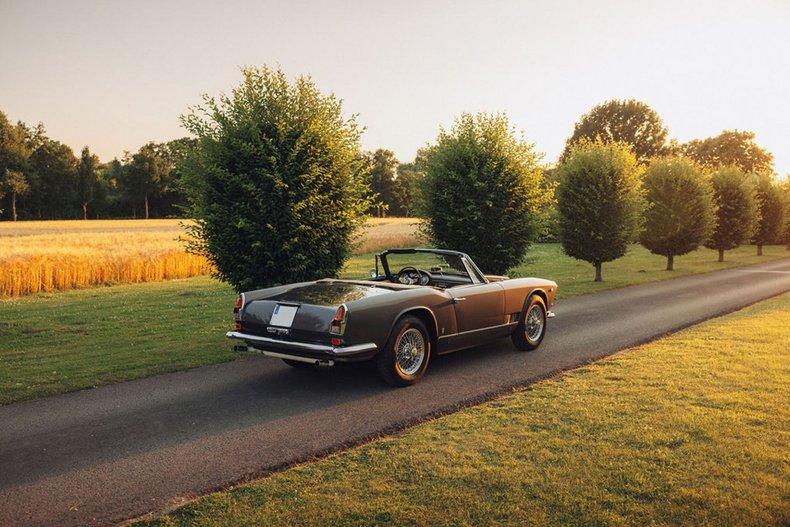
[396,266,431,286]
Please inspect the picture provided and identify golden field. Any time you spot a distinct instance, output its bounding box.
[0,218,422,298]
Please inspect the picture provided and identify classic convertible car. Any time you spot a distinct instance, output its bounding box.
[227,248,557,386]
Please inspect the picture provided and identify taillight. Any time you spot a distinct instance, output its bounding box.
[233,294,245,321]
[329,304,347,335]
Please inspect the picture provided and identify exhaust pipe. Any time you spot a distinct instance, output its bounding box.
[262,350,335,366]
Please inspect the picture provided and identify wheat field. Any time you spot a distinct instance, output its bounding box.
[0,218,422,298]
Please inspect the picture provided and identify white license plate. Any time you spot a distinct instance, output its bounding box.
[270,304,298,327]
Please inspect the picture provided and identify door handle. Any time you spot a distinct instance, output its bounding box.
[452,297,466,303]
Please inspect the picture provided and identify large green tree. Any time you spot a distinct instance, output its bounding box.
[364,149,398,217]
[639,157,713,270]
[418,112,545,275]
[0,111,30,219]
[76,146,102,219]
[705,167,758,262]
[123,143,171,219]
[562,99,668,163]
[751,174,785,255]
[180,66,369,291]
[3,169,28,221]
[25,137,79,219]
[155,138,195,216]
[556,140,644,282]
[681,130,774,174]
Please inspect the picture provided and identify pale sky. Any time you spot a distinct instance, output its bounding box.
[1,0,789,174]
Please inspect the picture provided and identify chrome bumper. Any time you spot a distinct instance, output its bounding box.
[225,331,377,357]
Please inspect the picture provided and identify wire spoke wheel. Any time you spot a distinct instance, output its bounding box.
[525,304,545,342]
[395,328,426,376]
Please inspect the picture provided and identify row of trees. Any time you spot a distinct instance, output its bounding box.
[558,143,785,281]
[179,68,787,290]
[0,110,195,220]
[553,99,786,279]
[421,118,786,280]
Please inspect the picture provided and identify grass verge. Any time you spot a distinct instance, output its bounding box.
[0,277,235,404]
[508,243,790,297]
[0,244,787,405]
[136,293,790,527]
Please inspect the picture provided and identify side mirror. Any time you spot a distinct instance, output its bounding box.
[369,268,377,278]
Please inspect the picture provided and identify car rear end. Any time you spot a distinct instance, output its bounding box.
[227,281,385,365]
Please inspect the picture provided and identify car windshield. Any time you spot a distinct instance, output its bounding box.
[384,251,469,278]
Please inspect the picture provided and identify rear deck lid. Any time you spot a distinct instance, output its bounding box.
[240,281,393,342]
[266,280,392,306]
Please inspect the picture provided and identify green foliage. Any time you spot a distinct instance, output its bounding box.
[2,169,28,220]
[0,111,28,176]
[364,149,398,217]
[157,138,196,216]
[0,111,30,217]
[361,152,422,217]
[535,167,561,242]
[25,135,79,219]
[705,166,759,259]
[103,139,191,219]
[682,130,774,174]
[639,157,713,269]
[562,99,668,163]
[123,143,172,219]
[180,66,369,292]
[390,164,422,217]
[751,174,785,248]
[76,146,102,219]
[417,112,545,275]
[556,141,644,281]
[0,106,194,220]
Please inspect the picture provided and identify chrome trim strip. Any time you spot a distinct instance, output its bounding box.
[334,342,379,354]
[437,321,518,339]
[225,331,377,355]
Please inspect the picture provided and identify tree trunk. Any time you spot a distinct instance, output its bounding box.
[144,194,149,219]
[757,244,763,256]
[82,202,88,220]
[718,248,724,262]
[594,262,602,282]
[11,191,17,221]
[666,254,674,271]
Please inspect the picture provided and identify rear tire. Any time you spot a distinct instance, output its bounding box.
[511,295,547,351]
[377,316,431,386]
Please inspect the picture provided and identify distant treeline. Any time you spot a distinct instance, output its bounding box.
[0,110,424,221]
[0,113,194,220]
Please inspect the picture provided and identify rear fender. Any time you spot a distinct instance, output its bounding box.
[389,306,439,355]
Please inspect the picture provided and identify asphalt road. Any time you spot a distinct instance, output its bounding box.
[1,258,789,526]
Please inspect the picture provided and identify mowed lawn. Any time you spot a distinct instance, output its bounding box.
[0,243,788,404]
[136,293,790,527]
